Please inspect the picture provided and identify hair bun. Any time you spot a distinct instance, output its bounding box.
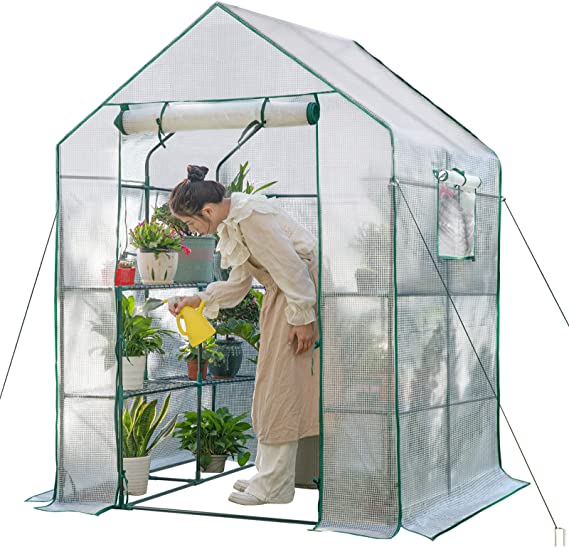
[187,164,209,182]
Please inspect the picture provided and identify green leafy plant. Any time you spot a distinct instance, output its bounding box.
[129,219,191,257]
[177,336,224,363]
[214,289,263,363]
[122,393,179,458]
[122,295,177,358]
[225,161,278,197]
[173,406,254,471]
[151,203,194,236]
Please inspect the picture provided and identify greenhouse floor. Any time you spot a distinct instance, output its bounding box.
[119,458,320,526]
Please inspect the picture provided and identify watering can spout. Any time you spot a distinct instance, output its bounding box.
[175,299,216,347]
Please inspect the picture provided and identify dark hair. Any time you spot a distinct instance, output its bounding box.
[168,164,226,218]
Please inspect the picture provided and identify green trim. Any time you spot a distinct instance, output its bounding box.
[94,504,119,516]
[216,122,263,180]
[217,2,395,174]
[106,90,337,106]
[51,145,61,508]
[436,179,440,258]
[260,96,269,125]
[113,133,125,509]
[156,101,170,147]
[473,187,478,258]
[312,93,324,531]
[391,177,403,537]
[36,146,62,512]
[306,102,320,125]
[113,104,130,135]
[57,2,219,146]
[130,504,316,524]
[496,160,503,467]
[439,256,476,261]
[113,112,126,135]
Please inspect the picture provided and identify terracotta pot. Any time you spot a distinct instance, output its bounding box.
[187,359,208,381]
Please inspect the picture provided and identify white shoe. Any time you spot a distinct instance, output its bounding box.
[228,491,266,505]
[233,479,250,492]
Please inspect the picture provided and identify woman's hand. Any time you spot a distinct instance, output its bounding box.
[168,295,202,316]
[288,323,315,355]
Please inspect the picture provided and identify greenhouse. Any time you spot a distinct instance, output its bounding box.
[26,2,529,540]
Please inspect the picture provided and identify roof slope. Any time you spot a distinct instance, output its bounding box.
[219,2,494,157]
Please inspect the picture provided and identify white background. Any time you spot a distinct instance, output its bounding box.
[0,0,567,545]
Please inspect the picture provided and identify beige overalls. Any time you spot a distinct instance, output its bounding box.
[243,250,320,502]
[246,250,320,444]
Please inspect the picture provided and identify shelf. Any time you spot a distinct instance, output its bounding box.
[116,282,266,291]
[123,374,256,398]
[62,283,266,291]
[64,374,256,400]
[116,282,209,291]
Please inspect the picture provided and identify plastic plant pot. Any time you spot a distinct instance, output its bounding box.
[115,267,136,286]
[186,359,209,381]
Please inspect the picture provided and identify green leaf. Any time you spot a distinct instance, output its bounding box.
[253,181,278,194]
[146,415,178,454]
[237,451,251,466]
[142,394,171,448]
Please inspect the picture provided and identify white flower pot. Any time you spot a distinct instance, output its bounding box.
[123,455,151,496]
[136,249,179,284]
[122,355,147,390]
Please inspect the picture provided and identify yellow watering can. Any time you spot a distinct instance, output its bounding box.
[172,299,216,347]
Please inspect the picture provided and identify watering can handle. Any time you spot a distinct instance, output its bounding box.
[197,298,206,313]
[176,313,187,336]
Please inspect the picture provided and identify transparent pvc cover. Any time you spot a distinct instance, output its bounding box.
[28,2,529,540]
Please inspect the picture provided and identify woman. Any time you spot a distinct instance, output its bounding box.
[168,164,320,506]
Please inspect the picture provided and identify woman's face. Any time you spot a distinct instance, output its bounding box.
[174,205,216,236]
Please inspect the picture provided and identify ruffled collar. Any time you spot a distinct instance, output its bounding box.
[216,192,279,270]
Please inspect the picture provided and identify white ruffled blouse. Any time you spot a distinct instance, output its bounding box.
[197,192,318,326]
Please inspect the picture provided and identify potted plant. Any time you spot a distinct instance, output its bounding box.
[128,219,191,284]
[115,256,136,286]
[121,393,178,496]
[151,203,216,283]
[177,335,224,380]
[349,222,390,294]
[121,295,177,390]
[173,406,253,473]
[212,289,262,375]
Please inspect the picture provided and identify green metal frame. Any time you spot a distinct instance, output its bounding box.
[111,281,272,517]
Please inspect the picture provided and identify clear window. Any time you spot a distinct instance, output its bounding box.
[435,168,481,260]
